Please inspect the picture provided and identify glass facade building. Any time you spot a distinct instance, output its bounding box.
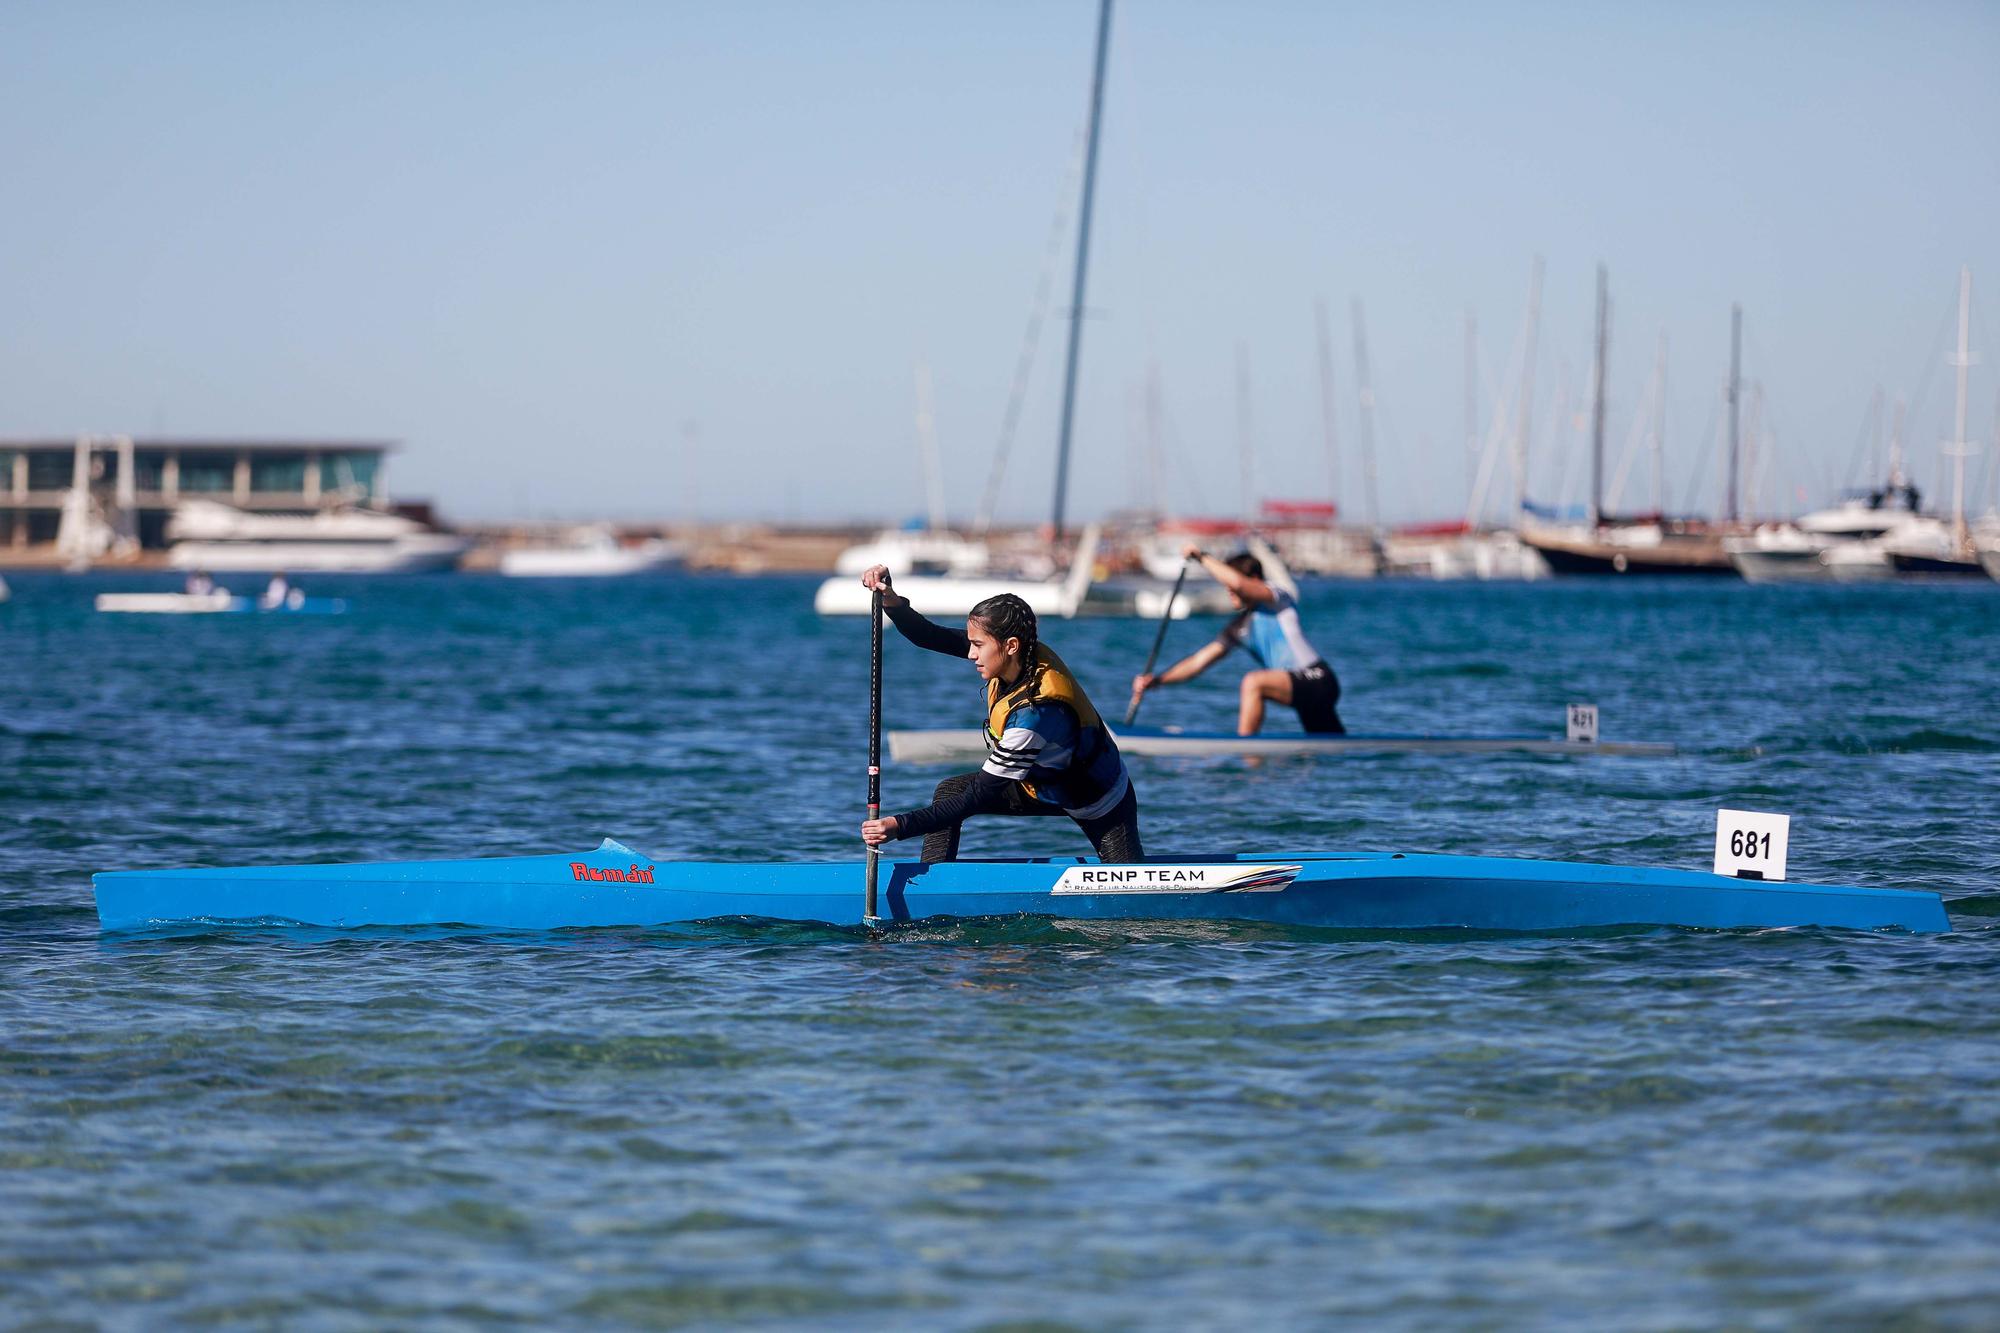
[1,438,395,551]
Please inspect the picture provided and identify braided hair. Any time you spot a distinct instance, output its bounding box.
[968,593,1038,664]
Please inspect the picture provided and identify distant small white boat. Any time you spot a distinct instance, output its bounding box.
[832,529,993,578]
[813,525,1100,617]
[498,526,681,578]
[94,590,349,615]
[95,591,241,614]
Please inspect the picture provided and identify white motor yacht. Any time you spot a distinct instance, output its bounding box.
[167,500,469,573]
[1726,482,1928,582]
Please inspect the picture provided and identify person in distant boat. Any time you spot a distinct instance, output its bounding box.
[856,566,1142,864]
[260,572,298,612]
[1129,546,1345,736]
[185,569,216,597]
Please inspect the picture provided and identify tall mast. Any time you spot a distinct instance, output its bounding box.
[1726,304,1742,523]
[1651,332,1668,515]
[1589,264,1609,527]
[1743,382,1764,519]
[1869,386,1885,485]
[1146,359,1166,518]
[1889,395,1907,489]
[1049,0,1114,540]
[1463,310,1479,496]
[1315,298,1339,518]
[1235,342,1256,522]
[1948,265,1972,549]
[914,359,945,532]
[1350,298,1382,532]
[1513,257,1543,522]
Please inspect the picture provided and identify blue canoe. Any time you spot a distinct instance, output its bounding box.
[92,838,1949,934]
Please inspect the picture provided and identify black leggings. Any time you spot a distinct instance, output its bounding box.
[920,773,1144,865]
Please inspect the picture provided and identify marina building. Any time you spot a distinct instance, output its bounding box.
[0,437,394,551]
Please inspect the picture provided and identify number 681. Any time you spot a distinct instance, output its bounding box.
[1729,829,1771,859]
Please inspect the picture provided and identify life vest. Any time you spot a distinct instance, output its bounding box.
[985,643,1101,743]
[984,644,1120,807]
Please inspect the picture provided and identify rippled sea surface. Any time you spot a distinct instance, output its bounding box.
[4,571,1998,1329]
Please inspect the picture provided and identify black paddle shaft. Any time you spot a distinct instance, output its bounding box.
[864,580,885,921]
[1125,557,1192,725]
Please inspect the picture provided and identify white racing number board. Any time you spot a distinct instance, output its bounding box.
[1566,703,1599,744]
[1713,809,1790,881]
[1052,864,1304,895]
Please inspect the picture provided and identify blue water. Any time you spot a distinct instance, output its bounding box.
[4,572,1998,1327]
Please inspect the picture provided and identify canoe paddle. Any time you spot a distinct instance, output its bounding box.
[1124,555,1192,725]
[864,575,885,923]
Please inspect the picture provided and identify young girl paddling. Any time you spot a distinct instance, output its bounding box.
[857,566,1143,863]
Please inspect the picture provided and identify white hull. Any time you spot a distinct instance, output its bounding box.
[169,536,467,573]
[499,542,679,578]
[1982,549,2000,581]
[166,499,470,573]
[95,592,242,614]
[815,573,1081,618]
[888,728,1676,763]
[1820,545,1898,582]
[1727,549,1834,583]
[1385,531,1550,581]
[1077,580,1234,620]
[815,524,1099,617]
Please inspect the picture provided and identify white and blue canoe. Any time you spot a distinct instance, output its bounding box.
[92,838,1948,934]
[94,592,348,616]
[889,724,1676,762]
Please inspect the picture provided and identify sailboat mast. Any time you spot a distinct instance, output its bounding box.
[1315,298,1339,518]
[1726,304,1742,523]
[1589,264,1609,528]
[1350,299,1382,532]
[1890,395,1907,489]
[1651,332,1667,516]
[1049,0,1114,540]
[1869,386,1884,485]
[1513,257,1543,522]
[1464,311,1479,496]
[914,360,946,532]
[1146,359,1166,518]
[1235,342,1255,523]
[1949,265,1972,549]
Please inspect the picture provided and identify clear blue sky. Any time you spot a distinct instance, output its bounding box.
[3,1,1996,524]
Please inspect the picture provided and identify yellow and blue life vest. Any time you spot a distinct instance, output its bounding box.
[981,644,1130,819]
